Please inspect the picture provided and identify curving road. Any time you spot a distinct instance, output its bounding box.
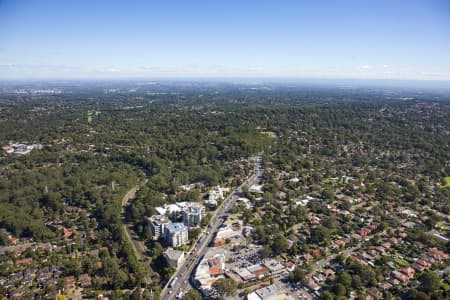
[120,181,152,285]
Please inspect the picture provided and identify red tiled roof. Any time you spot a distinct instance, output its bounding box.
[209,266,222,276]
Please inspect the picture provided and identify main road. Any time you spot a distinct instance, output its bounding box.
[160,154,264,300]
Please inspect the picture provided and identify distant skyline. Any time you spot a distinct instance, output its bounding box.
[1,0,450,80]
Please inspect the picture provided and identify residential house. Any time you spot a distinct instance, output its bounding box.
[78,274,92,288]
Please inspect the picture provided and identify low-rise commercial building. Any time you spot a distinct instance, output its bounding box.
[247,284,292,300]
[164,248,185,269]
[194,248,227,292]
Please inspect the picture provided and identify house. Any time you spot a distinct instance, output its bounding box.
[427,247,448,261]
[249,184,264,194]
[392,271,408,282]
[368,287,383,299]
[164,248,185,269]
[22,274,34,286]
[302,253,313,262]
[306,278,320,291]
[399,267,415,279]
[378,282,393,290]
[412,258,432,271]
[381,242,391,249]
[387,277,400,286]
[284,261,295,272]
[236,197,252,209]
[336,239,346,248]
[78,274,92,288]
[387,237,400,245]
[399,232,408,238]
[375,246,386,254]
[357,227,371,238]
[311,249,322,258]
[323,269,335,278]
[64,276,76,291]
[8,236,17,245]
[16,257,33,265]
[10,289,25,300]
[63,228,73,239]
[349,256,368,265]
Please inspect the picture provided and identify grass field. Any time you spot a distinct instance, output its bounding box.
[394,258,409,267]
[260,131,276,138]
[443,177,450,188]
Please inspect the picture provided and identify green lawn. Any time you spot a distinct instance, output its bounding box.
[441,282,450,291]
[394,258,409,267]
[260,131,276,138]
[443,177,450,188]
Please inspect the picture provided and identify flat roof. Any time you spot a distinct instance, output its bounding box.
[166,223,187,232]
[165,248,184,260]
[255,284,286,299]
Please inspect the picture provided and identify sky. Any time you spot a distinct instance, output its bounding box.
[0,0,450,80]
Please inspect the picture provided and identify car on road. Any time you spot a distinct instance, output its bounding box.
[169,277,178,288]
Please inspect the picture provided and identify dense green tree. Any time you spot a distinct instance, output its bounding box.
[321,291,335,300]
[418,271,441,294]
[336,271,352,288]
[212,278,237,297]
[183,289,202,300]
[288,267,306,283]
[334,283,347,298]
[310,225,331,245]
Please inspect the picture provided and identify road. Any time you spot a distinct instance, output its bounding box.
[121,184,144,261]
[120,181,152,285]
[160,154,264,300]
[310,246,359,274]
[121,185,138,206]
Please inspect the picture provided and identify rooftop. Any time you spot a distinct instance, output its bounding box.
[166,223,188,233]
[148,215,170,224]
[164,248,184,261]
[249,284,291,300]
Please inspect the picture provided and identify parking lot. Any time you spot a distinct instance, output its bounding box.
[226,244,263,269]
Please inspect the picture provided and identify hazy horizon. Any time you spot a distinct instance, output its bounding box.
[1,77,450,90]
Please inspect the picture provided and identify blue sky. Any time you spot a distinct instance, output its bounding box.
[0,0,449,80]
